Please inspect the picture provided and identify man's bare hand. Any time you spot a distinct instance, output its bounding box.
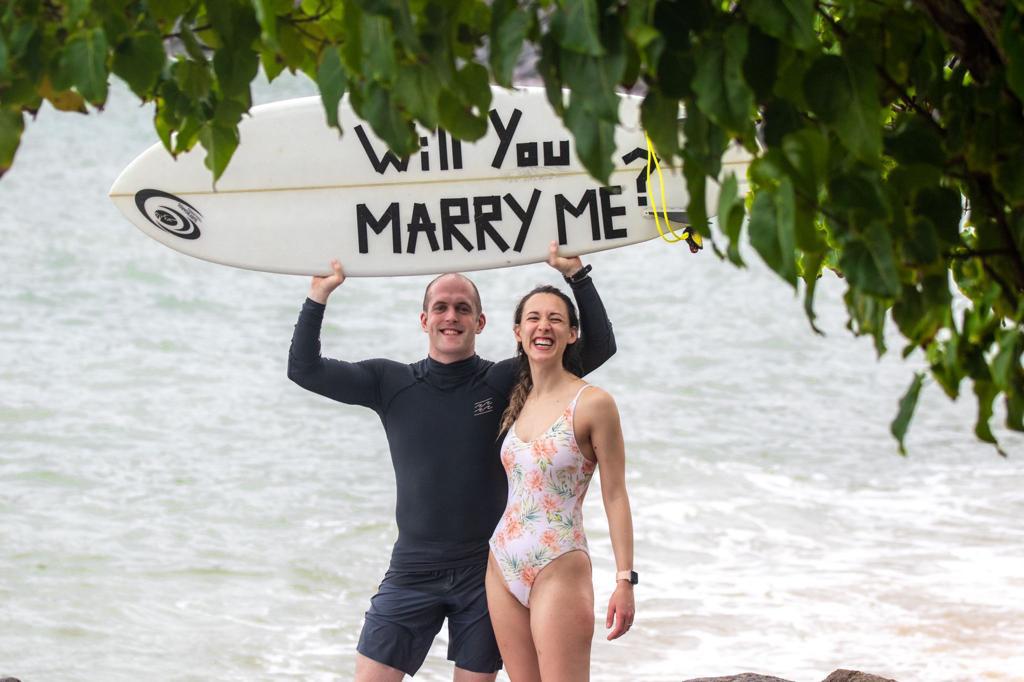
[309,259,346,304]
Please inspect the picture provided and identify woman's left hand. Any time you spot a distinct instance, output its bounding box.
[605,582,636,640]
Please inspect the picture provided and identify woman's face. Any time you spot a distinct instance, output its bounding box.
[514,293,577,363]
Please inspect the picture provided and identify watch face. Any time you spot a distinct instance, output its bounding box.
[630,571,638,585]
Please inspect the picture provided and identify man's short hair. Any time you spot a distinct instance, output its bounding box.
[422,273,483,316]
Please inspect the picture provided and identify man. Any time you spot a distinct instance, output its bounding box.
[287,243,616,681]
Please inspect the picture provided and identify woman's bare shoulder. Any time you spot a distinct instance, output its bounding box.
[579,384,619,416]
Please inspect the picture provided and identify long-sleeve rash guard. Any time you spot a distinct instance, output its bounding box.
[287,275,616,571]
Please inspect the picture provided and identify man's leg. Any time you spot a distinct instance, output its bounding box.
[452,666,497,682]
[355,654,406,682]
[356,570,447,681]
[445,562,504,682]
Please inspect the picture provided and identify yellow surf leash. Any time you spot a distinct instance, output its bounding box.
[644,134,703,254]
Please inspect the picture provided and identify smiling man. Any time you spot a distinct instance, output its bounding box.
[286,243,615,681]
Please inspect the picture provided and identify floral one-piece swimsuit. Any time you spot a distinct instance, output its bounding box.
[489,384,596,607]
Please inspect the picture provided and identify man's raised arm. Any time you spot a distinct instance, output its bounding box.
[287,260,382,407]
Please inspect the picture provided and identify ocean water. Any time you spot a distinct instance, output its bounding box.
[1,76,1022,682]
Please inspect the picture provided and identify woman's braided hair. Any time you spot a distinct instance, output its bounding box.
[498,285,582,435]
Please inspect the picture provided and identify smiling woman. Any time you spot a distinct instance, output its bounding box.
[487,285,635,682]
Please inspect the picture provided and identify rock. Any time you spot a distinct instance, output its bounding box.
[680,671,899,682]
[684,671,794,675]
[1,678,22,682]
[822,671,898,682]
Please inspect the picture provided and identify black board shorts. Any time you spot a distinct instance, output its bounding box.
[357,561,502,676]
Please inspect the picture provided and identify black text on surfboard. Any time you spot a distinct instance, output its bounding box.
[354,108,571,175]
[355,124,465,174]
[355,186,627,255]
[489,109,570,169]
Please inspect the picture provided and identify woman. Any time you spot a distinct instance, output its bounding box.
[487,284,635,681]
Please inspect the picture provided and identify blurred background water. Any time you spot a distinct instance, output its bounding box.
[1,75,1022,682]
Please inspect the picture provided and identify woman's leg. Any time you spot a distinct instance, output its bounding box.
[486,553,541,682]
[528,551,594,682]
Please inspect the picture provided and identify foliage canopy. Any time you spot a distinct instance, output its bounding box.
[3,0,1024,454]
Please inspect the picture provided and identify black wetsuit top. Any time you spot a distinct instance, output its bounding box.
[287,276,616,571]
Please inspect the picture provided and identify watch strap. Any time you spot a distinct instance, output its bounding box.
[616,570,638,585]
[563,264,592,284]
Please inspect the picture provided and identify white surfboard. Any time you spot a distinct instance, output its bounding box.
[109,86,751,277]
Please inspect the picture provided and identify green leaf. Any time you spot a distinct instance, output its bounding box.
[1002,5,1024,102]
[640,91,680,160]
[991,329,1021,391]
[717,172,746,266]
[538,33,565,115]
[174,59,212,100]
[360,86,417,157]
[199,122,239,182]
[361,13,397,83]
[839,224,901,298]
[973,379,1005,454]
[565,97,616,183]
[151,0,192,22]
[490,0,529,87]
[761,98,802,147]
[655,45,694,99]
[1007,391,1024,432]
[59,28,109,106]
[439,96,488,141]
[214,46,259,99]
[37,76,87,112]
[63,0,90,27]
[173,115,204,154]
[556,0,604,56]
[780,127,827,195]
[179,23,209,64]
[995,156,1024,205]
[742,26,780,102]
[0,32,9,82]
[913,186,962,246]
[112,31,166,98]
[453,62,492,113]
[317,46,347,132]
[276,22,313,72]
[890,372,924,455]
[260,47,285,82]
[394,65,441,130]
[0,108,25,178]
[902,217,941,265]
[828,169,890,230]
[253,0,279,48]
[745,0,816,50]
[683,155,708,236]
[212,96,248,128]
[884,118,945,166]
[845,287,888,356]
[561,38,626,123]
[892,284,928,344]
[801,249,825,334]
[693,25,755,134]
[803,48,881,161]
[748,177,798,287]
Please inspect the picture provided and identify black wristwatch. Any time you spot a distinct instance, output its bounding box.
[564,264,592,284]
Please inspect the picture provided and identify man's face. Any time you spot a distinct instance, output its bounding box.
[421,275,486,363]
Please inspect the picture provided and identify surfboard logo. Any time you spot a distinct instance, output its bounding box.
[134,189,202,240]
